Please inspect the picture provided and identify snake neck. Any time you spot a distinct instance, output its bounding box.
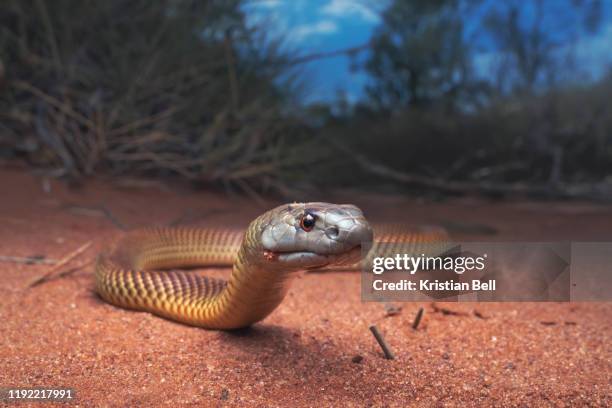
[204,243,299,329]
[195,216,296,329]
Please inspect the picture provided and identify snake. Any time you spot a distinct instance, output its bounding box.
[95,202,448,330]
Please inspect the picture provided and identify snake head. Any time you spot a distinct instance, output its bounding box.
[256,202,373,269]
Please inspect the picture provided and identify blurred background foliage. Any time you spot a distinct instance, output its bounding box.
[1,0,611,199]
[0,0,313,195]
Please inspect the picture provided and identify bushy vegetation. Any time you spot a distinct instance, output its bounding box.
[0,0,314,193]
[1,0,610,199]
[314,0,612,197]
[320,74,612,191]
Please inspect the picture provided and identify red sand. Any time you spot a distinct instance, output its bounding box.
[0,165,610,407]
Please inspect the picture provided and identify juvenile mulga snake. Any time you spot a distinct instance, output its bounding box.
[95,202,448,329]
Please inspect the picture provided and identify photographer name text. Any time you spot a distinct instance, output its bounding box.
[372,279,496,292]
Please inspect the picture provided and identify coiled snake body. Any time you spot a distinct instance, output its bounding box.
[95,202,447,329]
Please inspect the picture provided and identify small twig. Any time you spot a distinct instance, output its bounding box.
[108,108,176,137]
[12,81,95,130]
[473,310,487,319]
[384,303,402,317]
[412,307,425,330]
[64,205,126,230]
[28,241,92,287]
[99,206,127,230]
[29,259,94,288]
[52,259,95,282]
[0,255,57,265]
[430,302,468,317]
[369,325,395,360]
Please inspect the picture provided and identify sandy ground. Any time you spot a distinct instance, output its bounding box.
[0,165,610,407]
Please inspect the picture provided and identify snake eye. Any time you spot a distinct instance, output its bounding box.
[300,213,316,232]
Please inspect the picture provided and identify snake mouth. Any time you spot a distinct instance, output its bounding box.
[272,244,363,268]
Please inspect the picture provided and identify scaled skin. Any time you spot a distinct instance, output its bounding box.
[95,202,372,329]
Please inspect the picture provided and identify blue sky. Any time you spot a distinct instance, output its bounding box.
[244,0,612,103]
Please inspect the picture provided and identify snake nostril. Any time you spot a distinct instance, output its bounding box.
[326,226,339,238]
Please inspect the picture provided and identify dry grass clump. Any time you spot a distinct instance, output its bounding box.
[0,0,315,193]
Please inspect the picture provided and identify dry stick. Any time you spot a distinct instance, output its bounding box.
[430,302,468,317]
[369,325,395,360]
[108,107,176,137]
[412,307,425,330]
[54,259,95,281]
[64,205,127,230]
[0,255,57,265]
[99,206,127,231]
[25,259,95,291]
[12,81,95,130]
[28,241,92,287]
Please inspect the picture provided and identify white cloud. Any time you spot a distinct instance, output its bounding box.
[321,0,379,23]
[290,20,338,41]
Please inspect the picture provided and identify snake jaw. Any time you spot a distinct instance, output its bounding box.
[264,246,332,268]
[262,244,364,270]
